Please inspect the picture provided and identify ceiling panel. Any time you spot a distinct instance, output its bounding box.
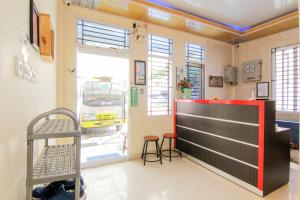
[153,0,298,30]
[70,0,299,44]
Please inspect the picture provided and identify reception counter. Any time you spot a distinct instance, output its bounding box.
[174,99,290,196]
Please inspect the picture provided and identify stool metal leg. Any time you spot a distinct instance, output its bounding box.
[141,140,146,159]
[176,137,183,158]
[169,138,172,162]
[160,136,165,152]
[144,141,148,166]
[155,140,162,164]
[156,141,159,157]
[179,148,182,158]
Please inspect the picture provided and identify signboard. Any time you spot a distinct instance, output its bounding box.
[134,60,146,85]
[131,87,138,107]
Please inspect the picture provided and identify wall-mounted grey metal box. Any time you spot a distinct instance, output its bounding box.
[224,65,237,84]
[242,60,262,82]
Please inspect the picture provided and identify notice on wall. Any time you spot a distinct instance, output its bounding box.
[131,87,138,107]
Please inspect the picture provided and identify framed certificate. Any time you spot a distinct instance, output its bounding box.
[135,60,146,85]
[30,0,40,51]
[209,76,223,88]
[256,82,269,99]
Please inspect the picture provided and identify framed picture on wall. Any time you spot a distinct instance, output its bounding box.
[30,0,40,50]
[256,82,269,99]
[209,76,223,88]
[135,60,146,85]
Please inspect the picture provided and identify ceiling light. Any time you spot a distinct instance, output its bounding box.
[107,0,129,10]
[186,19,202,31]
[274,0,293,8]
[148,8,170,21]
[186,0,201,8]
[79,0,96,8]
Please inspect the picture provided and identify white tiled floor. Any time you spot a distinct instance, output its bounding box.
[81,126,128,165]
[82,157,299,200]
[291,149,299,164]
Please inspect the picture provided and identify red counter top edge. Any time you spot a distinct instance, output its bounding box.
[174,98,266,106]
[174,99,265,192]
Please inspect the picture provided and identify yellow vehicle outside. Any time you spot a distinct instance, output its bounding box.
[79,77,127,134]
[80,112,126,134]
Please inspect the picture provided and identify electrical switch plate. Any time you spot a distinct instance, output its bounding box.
[242,60,262,82]
[140,88,144,95]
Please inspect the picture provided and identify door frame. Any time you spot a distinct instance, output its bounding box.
[77,44,131,168]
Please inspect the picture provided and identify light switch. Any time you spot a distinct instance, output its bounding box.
[140,88,144,95]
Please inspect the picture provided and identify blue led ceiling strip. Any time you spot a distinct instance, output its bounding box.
[146,0,252,32]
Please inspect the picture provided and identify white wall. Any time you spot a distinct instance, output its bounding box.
[0,0,57,199]
[233,28,299,121]
[57,2,233,158]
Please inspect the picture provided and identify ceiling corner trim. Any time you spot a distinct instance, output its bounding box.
[130,0,242,35]
[242,10,299,36]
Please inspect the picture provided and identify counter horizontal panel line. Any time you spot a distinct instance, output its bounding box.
[174,99,266,196]
[178,137,258,169]
[176,112,259,146]
[176,124,259,148]
[176,112,259,127]
[176,125,259,171]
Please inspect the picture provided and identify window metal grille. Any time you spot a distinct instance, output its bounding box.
[148,35,173,115]
[77,19,129,49]
[186,43,205,99]
[272,44,300,112]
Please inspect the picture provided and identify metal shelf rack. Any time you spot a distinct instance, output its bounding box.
[26,108,81,200]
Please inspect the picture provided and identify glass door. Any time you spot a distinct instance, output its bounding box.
[77,48,129,167]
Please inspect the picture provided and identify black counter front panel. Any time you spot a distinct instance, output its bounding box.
[176,102,259,124]
[177,127,258,166]
[177,139,258,186]
[177,115,259,145]
[176,101,259,187]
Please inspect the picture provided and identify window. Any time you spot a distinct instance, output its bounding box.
[148,35,173,115]
[272,44,300,112]
[186,43,205,99]
[77,19,129,49]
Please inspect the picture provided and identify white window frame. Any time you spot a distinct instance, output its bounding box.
[186,43,205,99]
[147,34,173,116]
[272,44,300,112]
[77,19,129,50]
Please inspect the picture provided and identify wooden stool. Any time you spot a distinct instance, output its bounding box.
[160,133,182,162]
[141,135,162,165]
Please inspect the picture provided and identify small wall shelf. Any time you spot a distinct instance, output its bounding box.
[39,13,54,62]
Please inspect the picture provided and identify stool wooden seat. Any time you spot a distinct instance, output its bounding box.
[144,135,159,141]
[161,133,182,162]
[141,135,162,165]
[163,133,175,138]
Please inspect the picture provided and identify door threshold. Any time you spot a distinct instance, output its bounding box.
[81,155,128,169]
